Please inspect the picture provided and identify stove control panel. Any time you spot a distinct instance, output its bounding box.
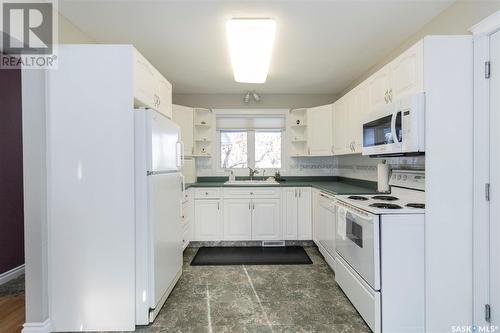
[389,170,425,191]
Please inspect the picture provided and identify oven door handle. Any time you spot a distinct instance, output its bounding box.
[391,107,400,145]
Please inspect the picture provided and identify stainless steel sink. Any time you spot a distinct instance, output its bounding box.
[224,179,278,185]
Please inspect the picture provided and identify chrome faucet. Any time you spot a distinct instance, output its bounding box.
[248,167,259,180]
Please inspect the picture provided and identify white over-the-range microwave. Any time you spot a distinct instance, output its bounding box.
[362,92,425,156]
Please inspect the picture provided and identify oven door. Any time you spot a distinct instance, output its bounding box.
[362,106,402,156]
[335,201,380,290]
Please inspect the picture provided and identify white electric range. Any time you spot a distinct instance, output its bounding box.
[333,170,425,333]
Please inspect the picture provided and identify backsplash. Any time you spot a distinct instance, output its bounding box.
[196,154,424,179]
[333,154,425,182]
[196,156,335,177]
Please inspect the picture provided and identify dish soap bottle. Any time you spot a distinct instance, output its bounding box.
[229,170,235,182]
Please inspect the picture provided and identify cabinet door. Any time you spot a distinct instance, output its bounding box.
[282,188,298,240]
[307,104,333,156]
[312,189,321,245]
[391,40,424,101]
[368,64,392,112]
[297,187,312,240]
[172,104,194,156]
[252,198,281,240]
[223,199,252,240]
[332,98,346,155]
[156,76,172,119]
[353,83,369,153]
[194,199,222,240]
[343,92,356,154]
[133,50,156,109]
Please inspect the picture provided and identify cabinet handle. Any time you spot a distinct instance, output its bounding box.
[158,97,161,106]
[299,189,302,198]
[249,203,251,210]
[253,203,255,210]
[389,89,393,102]
[217,202,220,210]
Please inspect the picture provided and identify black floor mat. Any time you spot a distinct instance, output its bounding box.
[190,246,313,266]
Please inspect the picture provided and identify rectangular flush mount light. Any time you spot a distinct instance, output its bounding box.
[226,18,276,83]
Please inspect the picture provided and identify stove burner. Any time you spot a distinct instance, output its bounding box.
[369,203,402,209]
[348,195,368,201]
[372,195,398,201]
[406,203,425,209]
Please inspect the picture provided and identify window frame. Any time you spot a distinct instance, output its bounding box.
[217,128,284,176]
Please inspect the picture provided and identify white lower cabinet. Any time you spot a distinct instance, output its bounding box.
[194,199,222,240]
[282,187,312,240]
[252,198,281,240]
[315,192,336,269]
[223,199,252,240]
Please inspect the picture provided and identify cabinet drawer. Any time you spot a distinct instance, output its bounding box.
[335,254,381,333]
[194,188,221,199]
[223,188,280,198]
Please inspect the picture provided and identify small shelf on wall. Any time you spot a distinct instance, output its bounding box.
[193,107,214,159]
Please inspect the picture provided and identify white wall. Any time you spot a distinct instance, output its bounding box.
[341,0,500,94]
[21,11,94,330]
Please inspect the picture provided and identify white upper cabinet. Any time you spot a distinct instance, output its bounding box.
[172,104,194,156]
[390,40,424,101]
[307,104,333,156]
[133,50,156,109]
[332,97,347,155]
[154,73,173,119]
[133,48,172,119]
[368,64,393,111]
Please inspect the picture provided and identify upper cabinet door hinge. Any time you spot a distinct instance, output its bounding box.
[486,183,491,201]
[485,61,491,79]
[486,304,491,322]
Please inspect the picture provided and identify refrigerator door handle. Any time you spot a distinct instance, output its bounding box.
[180,141,185,167]
[180,174,186,197]
[176,141,182,169]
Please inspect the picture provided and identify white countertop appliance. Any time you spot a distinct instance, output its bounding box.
[334,170,425,333]
[362,92,425,157]
[135,108,184,325]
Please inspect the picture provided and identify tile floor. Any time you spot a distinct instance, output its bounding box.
[138,246,370,333]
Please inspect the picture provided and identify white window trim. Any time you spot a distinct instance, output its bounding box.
[216,129,284,177]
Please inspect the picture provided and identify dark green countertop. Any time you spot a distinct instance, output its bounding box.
[186,176,379,196]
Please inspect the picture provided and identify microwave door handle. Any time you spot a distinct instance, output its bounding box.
[391,108,400,145]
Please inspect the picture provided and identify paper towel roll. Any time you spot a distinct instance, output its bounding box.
[377,162,390,192]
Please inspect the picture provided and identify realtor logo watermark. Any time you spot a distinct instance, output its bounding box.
[1,0,58,69]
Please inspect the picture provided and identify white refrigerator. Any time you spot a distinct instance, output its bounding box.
[135,108,184,325]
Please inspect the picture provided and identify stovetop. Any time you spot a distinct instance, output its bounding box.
[337,187,425,214]
[336,170,425,215]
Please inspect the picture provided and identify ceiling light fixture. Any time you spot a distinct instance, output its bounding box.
[226,18,276,84]
[243,90,261,104]
[244,91,251,104]
[252,91,261,102]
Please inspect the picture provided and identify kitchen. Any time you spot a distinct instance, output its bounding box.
[1,1,500,333]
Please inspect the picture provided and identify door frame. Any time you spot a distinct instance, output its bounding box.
[470,10,500,327]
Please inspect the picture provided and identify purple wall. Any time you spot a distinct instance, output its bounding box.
[0,61,24,274]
